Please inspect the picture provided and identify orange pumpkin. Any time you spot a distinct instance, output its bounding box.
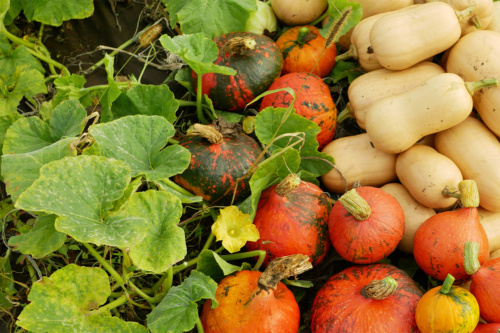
[276,26,336,77]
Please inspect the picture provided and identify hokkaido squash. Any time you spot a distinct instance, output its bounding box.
[465,242,500,324]
[446,31,500,137]
[396,145,463,209]
[246,174,331,266]
[337,62,444,128]
[328,187,404,264]
[381,183,436,254]
[369,3,462,70]
[474,323,500,333]
[365,73,497,154]
[415,274,480,333]
[201,254,312,333]
[311,264,422,333]
[192,32,283,111]
[487,2,500,33]
[276,26,336,77]
[413,180,489,281]
[174,120,262,205]
[270,0,327,26]
[320,133,397,193]
[478,208,500,254]
[259,73,336,148]
[435,117,500,212]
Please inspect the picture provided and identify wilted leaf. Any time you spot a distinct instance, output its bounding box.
[212,206,259,253]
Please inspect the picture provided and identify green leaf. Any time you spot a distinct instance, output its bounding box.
[3,0,22,26]
[0,112,22,178]
[90,115,191,181]
[328,60,365,83]
[0,32,10,55]
[15,155,149,247]
[147,270,218,333]
[282,278,313,288]
[0,68,46,115]
[53,74,87,107]
[127,191,186,273]
[0,45,45,76]
[160,33,237,76]
[214,110,244,123]
[49,100,86,139]
[320,0,363,43]
[20,0,94,26]
[8,214,66,258]
[174,67,195,95]
[398,257,420,279]
[127,322,150,333]
[84,315,140,333]
[296,170,319,186]
[154,179,203,204]
[16,264,112,332]
[196,249,245,282]
[110,177,143,212]
[0,0,9,21]
[161,0,257,39]
[2,137,77,202]
[39,100,54,121]
[3,116,55,154]
[0,255,16,296]
[100,54,121,123]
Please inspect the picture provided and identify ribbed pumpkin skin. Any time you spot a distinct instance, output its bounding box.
[192,32,283,111]
[276,25,336,77]
[174,133,262,205]
[473,323,500,332]
[328,187,405,263]
[246,181,331,266]
[201,270,299,333]
[415,285,480,333]
[259,73,336,148]
[413,208,489,281]
[311,264,422,333]
[470,257,500,323]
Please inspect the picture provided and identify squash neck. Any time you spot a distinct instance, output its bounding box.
[464,241,481,275]
[258,254,312,291]
[361,276,398,300]
[335,43,358,62]
[275,174,301,197]
[339,188,371,221]
[439,274,455,294]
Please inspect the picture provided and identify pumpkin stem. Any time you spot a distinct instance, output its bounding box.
[440,274,456,294]
[296,27,316,45]
[464,241,481,275]
[337,102,355,123]
[258,254,313,291]
[442,186,461,199]
[186,124,224,144]
[362,276,398,300]
[339,188,371,221]
[335,43,359,62]
[465,79,498,96]
[224,37,257,56]
[275,174,301,197]
[455,6,475,23]
[470,15,481,29]
[458,180,480,208]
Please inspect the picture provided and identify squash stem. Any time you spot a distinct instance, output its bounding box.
[339,188,371,221]
[455,6,475,23]
[296,27,310,45]
[363,276,398,300]
[442,186,461,199]
[196,316,205,333]
[440,274,456,294]
[464,241,481,275]
[335,43,359,62]
[275,174,301,196]
[465,79,498,96]
[87,295,128,316]
[219,250,267,271]
[197,75,209,125]
[82,243,125,286]
[458,180,480,208]
[337,102,355,123]
[257,254,313,290]
[471,15,481,29]
[186,124,223,144]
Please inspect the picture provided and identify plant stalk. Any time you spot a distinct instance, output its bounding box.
[219,250,267,271]
[455,6,475,23]
[471,15,481,29]
[88,295,127,316]
[88,35,139,73]
[440,274,455,294]
[296,27,310,45]
[337,102,355,123]
[197,75,208,124]
[335,44,359,62]
[465,79,498,96]
[338,189,371,221]
[196,317,205,333]
[82,243,125,286]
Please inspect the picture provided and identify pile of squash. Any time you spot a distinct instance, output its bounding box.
[177,0,500,332]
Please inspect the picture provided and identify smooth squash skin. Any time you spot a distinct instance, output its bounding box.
[396,145,463,209]
[435,117,500,212]
[344,62,444,129]
[381,183,436,254]
[470,257,500,323]
[487,2,500,33]
[473,323,500,333]
[477,208,500,254]
[271,0,327,26]
[370,3,461,70]
[365,73,473,154]
[447,31,500,137]
[320,133,397,193]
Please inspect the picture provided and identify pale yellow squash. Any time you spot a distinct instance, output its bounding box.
[370,3,461,70]
[487,2,500,33]
[271,0,327,26]
[491,248,500,260]
[477,208,500,254]
[435,117,500,212]
[396,145,463,209]
[447,30,500,137]
[381,183,436,253]
[320,133,397,193]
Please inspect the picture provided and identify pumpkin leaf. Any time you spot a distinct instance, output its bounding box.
[99,54,122,123]
[160,33,237,76]
[0,254,16,296]
[15,155,149,247]
[174,67,195,95]
[0,0,9,21]
[90,115,191,181]
[49,100,87,140]
[329,60,365,83]
[211,205,259,253]
[3,0,22,25]
[282,278,314,288]
[0,112,22,178]
[20,0,94,26]
[196,249,248,283]
[127,191,186,274]
[127,322,149,333]
[53,74,88,107]
[0,67,46,115]
[109,177,143,212]
[0,45,45,77]
[154,179,203,204]
[320,0,363,43]
[3,116,54,154]
[8,214,66,258]
[162,0,257,39]
[147,270,218,333]
[214,110,244,123]
[296,170,320,186]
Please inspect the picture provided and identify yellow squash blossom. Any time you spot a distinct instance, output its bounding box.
[211,206,260,253]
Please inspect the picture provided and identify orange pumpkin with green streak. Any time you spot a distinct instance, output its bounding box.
[416,274,480,333]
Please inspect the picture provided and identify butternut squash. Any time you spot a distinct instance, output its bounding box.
[396,145,463,209]
[477,208,500,254]
[370,3,462,70]
[365,73,496,154]
[447,30,500,137]
[416,134,435,149]
[271,0,327,26]
[426,0,493,35]
[487,2,500,33]
[337,62,444,129]
[381,183,436,254]
[435,117,500,212]
[320,133,397,193]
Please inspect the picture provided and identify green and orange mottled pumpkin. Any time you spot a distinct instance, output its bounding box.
[311,264,422,333]
[174,120,262,205]
[246,174,331,266]
[191,32,283,111]
[259,73,336,148]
